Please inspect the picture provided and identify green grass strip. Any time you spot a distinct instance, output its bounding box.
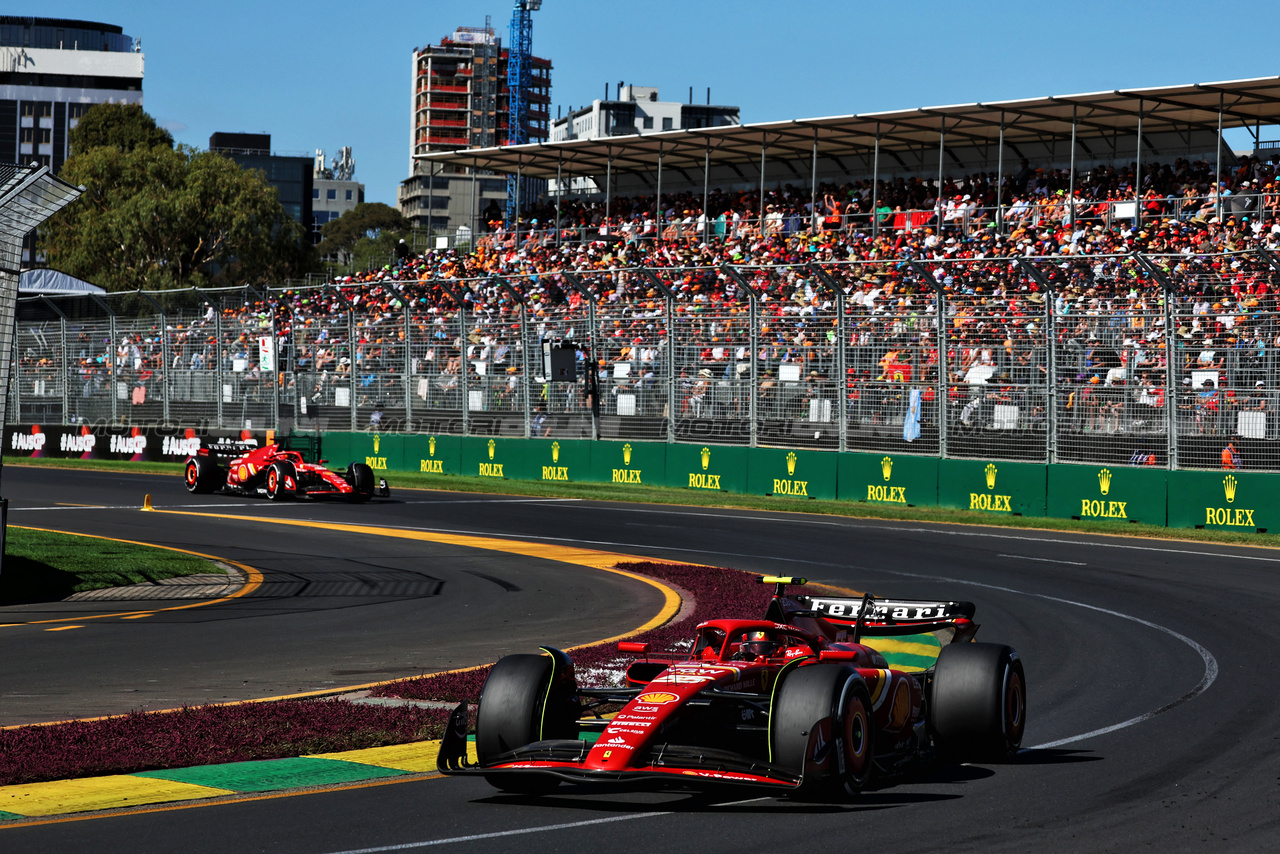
[1,526,222,605]
[0,810,25,821]
[134,757,407,792]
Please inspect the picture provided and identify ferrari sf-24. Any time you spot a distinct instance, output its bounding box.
[439,576,1025,798]
[184,437,388,502]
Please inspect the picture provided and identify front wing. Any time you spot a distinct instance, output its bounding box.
[436,703,804,791]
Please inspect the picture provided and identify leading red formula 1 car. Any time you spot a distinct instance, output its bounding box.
[438,577,1025,797]
[183,437,389,502]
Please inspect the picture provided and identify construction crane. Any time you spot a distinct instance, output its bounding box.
[505,0,541,226]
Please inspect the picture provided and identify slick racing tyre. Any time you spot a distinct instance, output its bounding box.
[184,456,221,494]
[266,461,296,501]
[929,643,1026,762]
[476,651,580,794]
[345,462,374,502]
[770,662,875,798]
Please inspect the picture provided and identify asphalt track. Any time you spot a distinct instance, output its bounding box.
[3,466,1278,852]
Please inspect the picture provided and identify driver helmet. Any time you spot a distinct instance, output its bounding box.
[742,630,779,660]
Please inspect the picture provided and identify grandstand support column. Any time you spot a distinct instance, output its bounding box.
[936,119,946,226]
[809,128,818,236]
[1017,259,1055,463]
[1134,100,1144,227]
[871,125,881,238]
[272,311,281,432]
[809,264,846,452]
[555,151,562,247]
[514,156,523,248]
[1068,106,1077,225]
[160,309,170,425]
[1215,93,1224,220]
[702,139,711,244]
[655,142,663,241]
[519,300,531,439]
[758,134,767,228]
[458,295,470,437]
[996,113,1005,233]
[605,146,613,233]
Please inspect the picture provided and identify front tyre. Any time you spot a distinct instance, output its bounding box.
[929,643,1026,762]
[266,461,296,501]
[770,663,875,798]
[476,651,579,794]
[346,462,374,502]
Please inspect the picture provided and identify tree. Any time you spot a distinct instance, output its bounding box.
[69,103,173,155]
[40,144,310,291]
[318,203,409,257]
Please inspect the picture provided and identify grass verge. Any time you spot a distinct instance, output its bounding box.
[1,527,221,606]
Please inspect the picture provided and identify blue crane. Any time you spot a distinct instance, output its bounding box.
[505,0,541,226]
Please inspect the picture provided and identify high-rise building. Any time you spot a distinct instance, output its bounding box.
[0,16,145,173]
[551,85,739,142]
[398,26,551,234]
[209,132,314,241]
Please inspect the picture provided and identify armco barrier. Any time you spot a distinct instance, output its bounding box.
[1048,464,1167,526]
[837,453,939,508]
[938,459,1047,518]
[1166,470,1277,533]
[747,448,836,501]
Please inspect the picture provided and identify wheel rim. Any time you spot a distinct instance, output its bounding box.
[268,470,277,492]
[842,694,870,783]
[185,464,196,486]
[1004,667,1025,744]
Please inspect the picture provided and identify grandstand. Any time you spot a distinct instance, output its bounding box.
[13,77,1280,471]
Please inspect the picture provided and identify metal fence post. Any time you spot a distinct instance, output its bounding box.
[109,314,118,424]
[936,282,948,458]
[59,316,68,424]
[403,305,413,429]
[810,263,846,453]
[214,305,223,430]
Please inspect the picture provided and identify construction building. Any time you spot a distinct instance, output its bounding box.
[0,16,145,174]
[397,25,551,237]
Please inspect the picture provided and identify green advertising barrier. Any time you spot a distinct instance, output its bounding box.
[837,453,939,508]
[747,448,837,500]
[1048,464,1167,525]
[318,432,360,468]
[1166,470,1279,532]
[586,439,666,487]
[460,436,537,481]
[664,443,749,494]
[525,438,593,484]
[938,459,1047,517]
[403,433,462,476]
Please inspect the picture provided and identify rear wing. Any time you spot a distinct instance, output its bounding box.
[795,596,975,626]
[197,437,260,459]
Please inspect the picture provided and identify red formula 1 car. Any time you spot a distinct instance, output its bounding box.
[183,437,389,502]
[438,577,1025,798]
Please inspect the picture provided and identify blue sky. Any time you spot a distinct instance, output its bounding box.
[37,1,1278,206]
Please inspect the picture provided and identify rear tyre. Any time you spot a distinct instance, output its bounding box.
[929,643,1026,763]
[184,456,220,494]
[477,652,579,794]
[346,462,374,502]
[771,663,875,798]
[266,461,296,501]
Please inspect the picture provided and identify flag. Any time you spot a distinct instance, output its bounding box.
[903,388,922,442]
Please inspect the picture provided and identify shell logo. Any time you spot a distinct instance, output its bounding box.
[889,679,912,730]
[635,692,679,705]
[238,464,249,481]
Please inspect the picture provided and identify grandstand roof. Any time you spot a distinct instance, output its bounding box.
[414,76,1280,179]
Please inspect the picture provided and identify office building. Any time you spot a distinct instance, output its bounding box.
[209,132,314,241]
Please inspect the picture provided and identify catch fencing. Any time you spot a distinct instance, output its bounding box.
[12,249,1280,471]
